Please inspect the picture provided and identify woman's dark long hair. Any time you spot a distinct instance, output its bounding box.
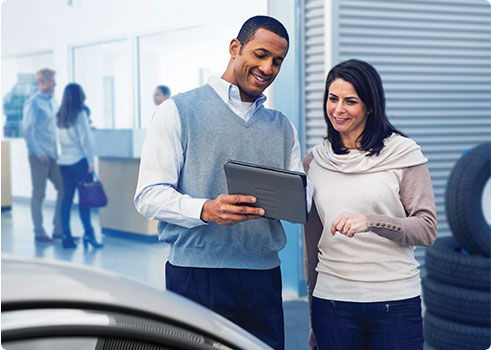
[323,59,406,156]
[57,83,86,128]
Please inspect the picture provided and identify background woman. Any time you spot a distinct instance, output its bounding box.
[303,59,437,349]
[56,83,103,249]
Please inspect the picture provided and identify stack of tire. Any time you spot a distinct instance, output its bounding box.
[423,142,491,350]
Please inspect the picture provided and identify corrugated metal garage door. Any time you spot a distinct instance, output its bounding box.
[301,0,326,152]
[301,0,491,253]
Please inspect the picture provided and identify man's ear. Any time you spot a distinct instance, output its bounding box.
[229,38,241,58]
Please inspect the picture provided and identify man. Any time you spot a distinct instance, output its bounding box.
[153,85,171,105]
[135,16,311,350]
[23,68,63,242]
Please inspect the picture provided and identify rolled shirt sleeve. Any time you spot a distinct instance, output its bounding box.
[23,98,44,158]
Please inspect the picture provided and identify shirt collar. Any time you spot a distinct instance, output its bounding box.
[207,76,267,110]
[37,90,53,100]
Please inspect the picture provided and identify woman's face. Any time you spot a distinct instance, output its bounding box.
[153,88,168,105]
[326,78,368,148]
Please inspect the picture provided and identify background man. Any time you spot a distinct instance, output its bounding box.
[135,16,311,350]
[23,68,63,242]
[153,85,171,105]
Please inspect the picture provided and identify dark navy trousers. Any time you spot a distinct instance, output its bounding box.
[165,262,285,350]
[59,158,94,234]
[312,295,424,350]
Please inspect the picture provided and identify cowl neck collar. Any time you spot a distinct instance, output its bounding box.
[312,133,427,174]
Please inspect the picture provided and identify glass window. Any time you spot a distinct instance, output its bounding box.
[137,25,233,128]
[1,52,54,137]
[73,40,131,129]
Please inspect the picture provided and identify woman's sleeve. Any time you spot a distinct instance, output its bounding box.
[302,152,323,324]
[76,110,94,167]
[366,163,437,247]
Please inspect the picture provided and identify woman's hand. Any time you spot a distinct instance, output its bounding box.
[331,212,368,237]
[308,328,318,350]
[88,166,95,174]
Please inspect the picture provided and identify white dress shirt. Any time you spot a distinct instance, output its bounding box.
[135,76,312,228]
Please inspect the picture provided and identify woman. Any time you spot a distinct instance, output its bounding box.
[153,85,170,106]
[304,59,437,349]
[56,83,103,249]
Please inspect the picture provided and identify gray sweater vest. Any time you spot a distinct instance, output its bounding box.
[159,84,294,269]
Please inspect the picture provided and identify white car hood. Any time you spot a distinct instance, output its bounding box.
[1,255,271,350]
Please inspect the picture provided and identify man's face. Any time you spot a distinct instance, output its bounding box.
[39,76,56,95]
[153,88,169,105]
[225,28,288,102]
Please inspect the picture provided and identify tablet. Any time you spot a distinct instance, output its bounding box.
[224,160,307,224]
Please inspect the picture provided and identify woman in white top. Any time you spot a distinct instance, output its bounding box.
[56,83,102,249]
[303,59,437,350]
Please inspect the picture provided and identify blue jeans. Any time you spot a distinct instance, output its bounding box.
[59,158,93,234]
[312,296,423,350]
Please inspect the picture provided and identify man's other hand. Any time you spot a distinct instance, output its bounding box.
[201,194,264,226]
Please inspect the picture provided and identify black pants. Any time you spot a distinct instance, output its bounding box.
[165,262,284,350]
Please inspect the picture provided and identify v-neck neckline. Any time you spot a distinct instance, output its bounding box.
[205,84,262,129]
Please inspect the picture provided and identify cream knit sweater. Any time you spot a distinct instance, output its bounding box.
[305,133,437,303]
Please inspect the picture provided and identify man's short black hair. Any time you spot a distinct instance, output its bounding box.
[157,85,171,96]
[237,15,289,46]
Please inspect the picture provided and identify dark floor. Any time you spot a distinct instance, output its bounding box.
[1,199,310,350]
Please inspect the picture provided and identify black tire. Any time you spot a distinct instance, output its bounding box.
[422,277,490,326]
[425,236,491,291]
[445,142,491,257]
[424,312,491,350]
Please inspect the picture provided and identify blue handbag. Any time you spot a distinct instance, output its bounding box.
[78,174,107,208]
